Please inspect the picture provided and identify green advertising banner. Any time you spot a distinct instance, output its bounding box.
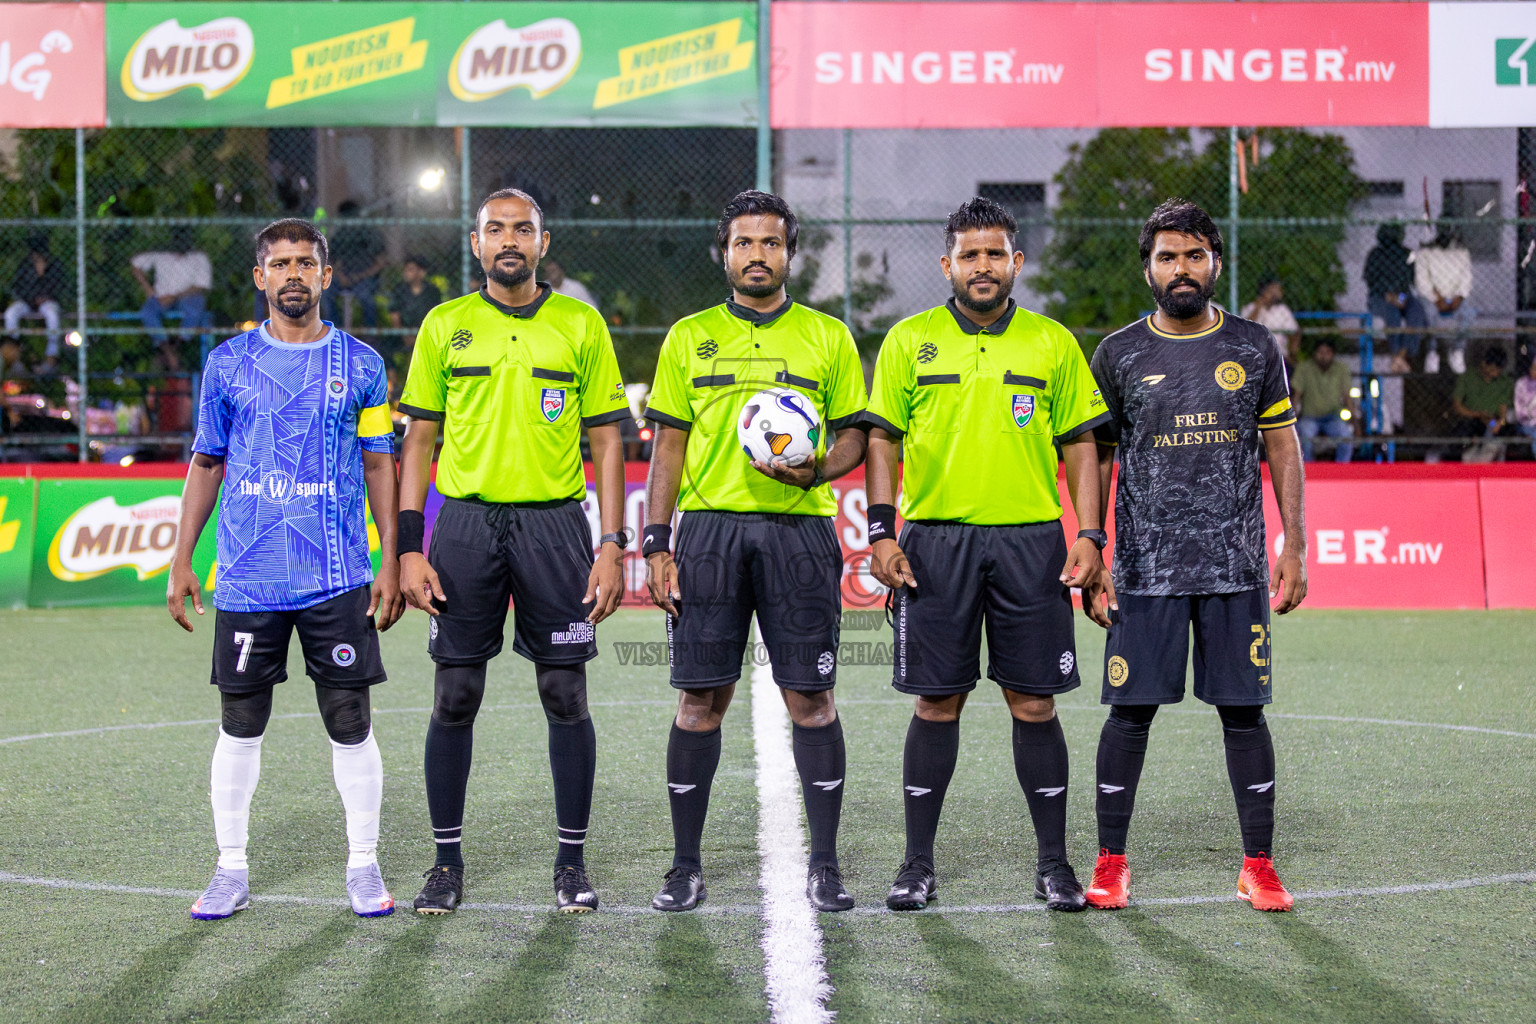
[29,479,217,609]
[105,2,758,127]
[28,476,384,609]
[0,478,37,611]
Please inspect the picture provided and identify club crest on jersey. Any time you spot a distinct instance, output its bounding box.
[328,377,345,396]
[697,339,718,359]
[451,329,473,351]
[1215,361,1247,391]
[541,387,566,422]
[1012,394,1035,427]
[917,341,939,364]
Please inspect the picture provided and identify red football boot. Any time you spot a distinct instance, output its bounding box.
[1085,849,1130,910]
[1237,853,1294,912]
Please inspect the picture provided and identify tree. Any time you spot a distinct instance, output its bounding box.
[1033,128,1365,332]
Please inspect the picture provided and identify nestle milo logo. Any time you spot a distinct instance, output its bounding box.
[1496,38,1535,86]
[449,17,581,102]
[121,17,255,101]
[47,495,181,582]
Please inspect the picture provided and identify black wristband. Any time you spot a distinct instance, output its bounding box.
[641,524,672,557]
[398,509,425,555]
[867,503,897,543]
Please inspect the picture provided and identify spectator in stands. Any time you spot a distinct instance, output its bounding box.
[1413,223,1476,375]
[1514,357,1536,443]
[5,234,66,371]
[1,336,27,379]
[131,227,213,346]
[543,258,599,310]
[1363,223,1428,360]
[387,255,441,354]
[1240,274,1300,362]
[1291,338,1355,462]
[1449,348,1518,457]
[325,200,388,330]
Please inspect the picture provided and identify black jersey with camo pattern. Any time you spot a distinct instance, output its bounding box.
[1090,312,1295,596]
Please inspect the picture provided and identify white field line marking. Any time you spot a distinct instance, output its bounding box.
[1,870,1531,916]
[0,701,676,747]
[750,621,834,1024]
[835,701,1536,740]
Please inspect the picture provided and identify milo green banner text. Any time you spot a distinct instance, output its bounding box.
[106,2,758,126]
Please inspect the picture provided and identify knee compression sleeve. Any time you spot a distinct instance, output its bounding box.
[316,685,373,746]
[220,688,274,739]
[432,663,488,726]
[535,663,589,725]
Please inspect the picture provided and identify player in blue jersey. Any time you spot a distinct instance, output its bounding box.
[167,219,404,920]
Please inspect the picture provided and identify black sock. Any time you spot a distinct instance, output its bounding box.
[1096,706,1155,856]
[549,717,596,868]
[1220,708,1276,857]
[667,724,721,870]
[902,716,960,867]
[1012,715,1071,873]
[792,718,846,869]
[425,717,473,869]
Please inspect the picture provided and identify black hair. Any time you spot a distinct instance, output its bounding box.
[476,187,545,234]
[254,218,328,267]
[1482,346,1508,368]
[1257,272,1281,290]
[1139,198,1224,266]
[402,254,428,270]
[24,233,49,254]
[944,196,1017,252]
[1312,336,1336,351]
[715,190,798,258]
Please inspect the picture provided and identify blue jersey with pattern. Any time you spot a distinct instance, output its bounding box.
[193,324,393,612]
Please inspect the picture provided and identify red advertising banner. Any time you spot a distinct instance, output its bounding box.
[769,2,1097,129]
[1260,478,1486,610]
[1477,479,1536,610]
[1097,3,1429,128]
[0,4,106,128]
[771,1,1430,129]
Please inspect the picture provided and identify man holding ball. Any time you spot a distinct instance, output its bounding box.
[641,191,869,913]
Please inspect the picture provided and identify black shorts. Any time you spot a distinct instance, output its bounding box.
[1101,587,1272,706]
[668,510,842,691]
[426,497,598,667]
[892,520,1082,697]
[211,585,385,693]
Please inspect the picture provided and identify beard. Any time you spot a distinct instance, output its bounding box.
[729,260,789,299]
[274,289,317,319]
[952,272,1015,314]
[1151,274,1215,319]
[486,251,533,290]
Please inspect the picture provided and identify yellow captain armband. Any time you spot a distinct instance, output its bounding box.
[1259,396,1293,419]
[358,404,393,438]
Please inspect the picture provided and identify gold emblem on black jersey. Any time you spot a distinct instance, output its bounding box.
[1107,656,1129,687]
[1215,361,1246,391]
[1141,374,1166,385]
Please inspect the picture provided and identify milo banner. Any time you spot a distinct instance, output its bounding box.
[106,2,758,127]
[26,476,382,609]
[0,478,37,610]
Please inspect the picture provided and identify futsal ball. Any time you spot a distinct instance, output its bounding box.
[737,388,821,466]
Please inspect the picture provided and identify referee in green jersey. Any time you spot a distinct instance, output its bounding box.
[395,189,632,915]
[864,197,1110,913]
[642,191,869,913]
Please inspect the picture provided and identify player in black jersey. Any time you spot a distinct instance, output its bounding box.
[1083,199,1307,912]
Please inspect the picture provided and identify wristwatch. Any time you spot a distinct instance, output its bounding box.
[600,529,632,550]
[1077,529,1108,550]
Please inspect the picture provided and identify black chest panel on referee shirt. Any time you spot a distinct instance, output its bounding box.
[1090,312,1294,596]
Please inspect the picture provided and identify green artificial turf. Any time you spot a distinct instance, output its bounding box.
[1,606,1532,1023]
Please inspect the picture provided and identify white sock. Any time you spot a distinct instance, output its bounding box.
[331,729,383,870]
[211,729,264,871]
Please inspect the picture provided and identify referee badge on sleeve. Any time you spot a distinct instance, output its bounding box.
[541,387,566,422]
[1011,394,1035,428]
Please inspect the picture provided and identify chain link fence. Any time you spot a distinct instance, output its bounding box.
[1,123,1531,462]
